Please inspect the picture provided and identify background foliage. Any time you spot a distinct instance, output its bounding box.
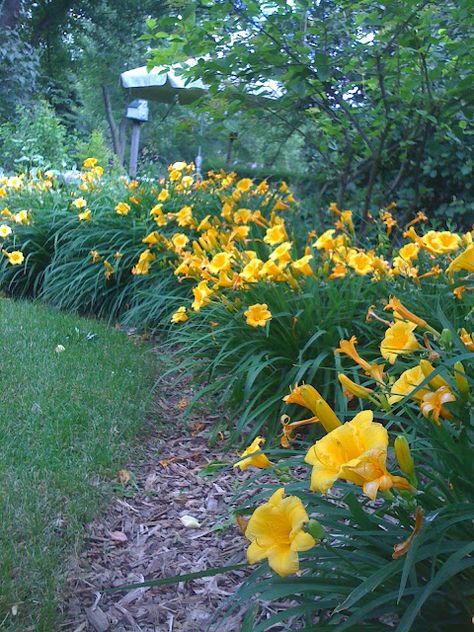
[1,1,473,223]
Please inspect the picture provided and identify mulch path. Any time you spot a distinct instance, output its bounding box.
[60,369,251,632]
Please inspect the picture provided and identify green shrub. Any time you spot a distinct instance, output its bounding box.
[0,100,73,172]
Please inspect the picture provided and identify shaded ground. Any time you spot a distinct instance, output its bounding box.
[61,369,249,632]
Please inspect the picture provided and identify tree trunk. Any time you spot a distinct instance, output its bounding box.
[363,125,390,219]
[102,84,125,166]
[337,149,353,210]
[0,0,22,30]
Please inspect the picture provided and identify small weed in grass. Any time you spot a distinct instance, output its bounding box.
[0,298,155,631]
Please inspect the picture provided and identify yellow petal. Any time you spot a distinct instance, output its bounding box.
[290,530,316,552]
[267,546,300,576]
[247,540,268,564]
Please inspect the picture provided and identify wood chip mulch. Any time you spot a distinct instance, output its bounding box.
[60,373,251,632]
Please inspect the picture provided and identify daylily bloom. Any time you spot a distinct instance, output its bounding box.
[208,252,232,274]
[2,249,24,265]
[337,336,385,384]
[171,306,188,323]
[234,436,271,471]
[348,251,373,275]
[305,411,411,500]
[131,249,155,275]
[142,231,160,245]
[72,197,87,209]
[83,157,98,169]
[446,244,474,278]
[264,224,287,246]
[459,328,474,351]
[245,488,316,576]
[191,281,212,311]
[269,241,292,266]
[384,297,437,335]
[244,303,272,327]
[103,260,114,279]
[398,243,419,261]
[14,210,29,224]
[0,224,12,238]
[115,201,130,215]
[420,385,456,424]
[291,254,313,276]
[171,233,189,251]
[236,178,253,192]
[380,321,421,364]
[388,365,428,404]
[78,209,91,221]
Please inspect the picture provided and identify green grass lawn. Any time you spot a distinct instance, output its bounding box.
[0,298,155,631]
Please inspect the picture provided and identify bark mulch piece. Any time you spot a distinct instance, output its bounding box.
[61,373,250,632]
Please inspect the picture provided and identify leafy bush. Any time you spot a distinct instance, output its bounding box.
[0,101,73,172]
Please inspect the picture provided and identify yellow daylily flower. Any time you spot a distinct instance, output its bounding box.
[171,233,189,251]
[171,306,188,323]
[399,243,419,261]
[244,303,272,327]
[0,224,12,238]
[72,197,87,209]
[236,178,253,192]
[459,328,474,351]
[142,231,160,245]
[115,201,130,215]
[191,280,212,311]
[269,241,292,266]
[157,188,169,201]
[245,488,316,576]
[131,249,155,275]
[208,252,232,274]
[388,365,427,404]
[234,436,271,471]
[304,411,411,500]
[291,254,313,276]
[83,157,98,169]
[103,260,114,279]
[14,210,29,224]
[348,251,373,275]
[384,297,438,335]
[240,258,264,283]
[420,386,456,425]
[264,224,287,246]
[78,209,92,221]
[447,244,474,278]
[2,249,24,265]
[380,321,421,364]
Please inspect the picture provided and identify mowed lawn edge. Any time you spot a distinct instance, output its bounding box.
[0,298,156,631]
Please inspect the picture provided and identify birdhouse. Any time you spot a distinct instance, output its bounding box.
[126,99,149,122]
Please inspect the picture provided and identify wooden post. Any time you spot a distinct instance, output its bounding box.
[129,121,141,178]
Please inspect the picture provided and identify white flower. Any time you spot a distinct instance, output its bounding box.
[55,344,65,353]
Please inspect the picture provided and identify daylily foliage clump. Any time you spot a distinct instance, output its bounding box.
[0,160,473,629]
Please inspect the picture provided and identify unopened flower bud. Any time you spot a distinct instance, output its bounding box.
[394,435,414,476]
[301,385,341,433]
[453,361,469,395]
[338,373,374,400]
[439,328,452,349]
[306,519,326,541]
